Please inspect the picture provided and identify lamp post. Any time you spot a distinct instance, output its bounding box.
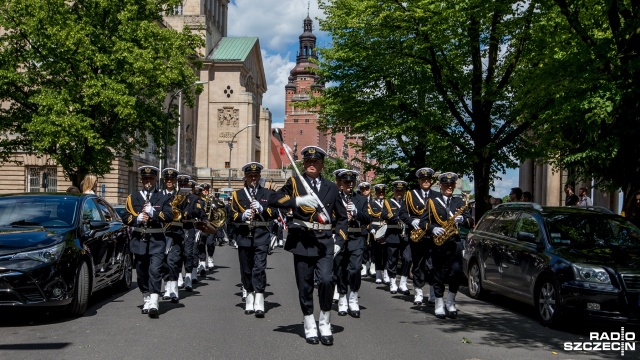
[227,124,256,188]
[161,80,207,174]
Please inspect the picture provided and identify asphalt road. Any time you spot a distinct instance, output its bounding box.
[1,243,635,360]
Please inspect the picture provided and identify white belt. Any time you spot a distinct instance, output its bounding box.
[131,227,164,234]
[239,220,270,227]
[292,219,332,231]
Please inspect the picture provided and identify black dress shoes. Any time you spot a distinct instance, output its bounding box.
[141,308,149,314]
[255,310,264,318]
[390,290,397,294]
[337,310,347,316]
[348,309,360,318]
[446,310,457,319]
[306,336,319,345]
[320,335,334,346]
[245,309,255,315]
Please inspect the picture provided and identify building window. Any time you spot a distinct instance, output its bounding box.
[27,167,57,193]
[293,119,298,123]
[305,119,310,123]
[225,161,230,169]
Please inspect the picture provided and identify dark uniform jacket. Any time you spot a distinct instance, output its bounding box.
[369,197,384,242]
[341,191,371,251]
[421,194,473,243]
[231,186,275,247]
[182,193,206,229]
[399,189,441,236]
[268,175,348,257]
[163,189,189,238]
[124,189,173,255]
[380,197,407,245]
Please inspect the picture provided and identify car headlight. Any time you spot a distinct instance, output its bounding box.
[12,242,65,263]
[572,263,611,284]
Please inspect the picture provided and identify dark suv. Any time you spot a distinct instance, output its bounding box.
[463,203,640,326]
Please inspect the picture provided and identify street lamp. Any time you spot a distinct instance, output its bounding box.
[161,80,207,174]
[227,124,256,188]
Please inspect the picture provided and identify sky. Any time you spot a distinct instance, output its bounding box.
[227,0,519,198]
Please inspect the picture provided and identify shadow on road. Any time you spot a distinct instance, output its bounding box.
[274,323,345,339]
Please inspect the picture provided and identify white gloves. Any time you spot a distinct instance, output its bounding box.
[137,213,146,224]
[296,195,320,208]
[251,200,263,213]
[346,203,357,214]
[411,219,420,230]
[242,209,253,221]
[144,203,154,217]
[433,227,445,236]
[370,228,376,235]
[334,244,341,255]
[454,215,464,224]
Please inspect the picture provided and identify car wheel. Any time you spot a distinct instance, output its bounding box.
[67,261,90,317]
[467,260,485,299]
[536,277,561,327]
[115,250,133,292]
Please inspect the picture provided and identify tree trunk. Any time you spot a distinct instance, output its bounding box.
[472,157,493,222]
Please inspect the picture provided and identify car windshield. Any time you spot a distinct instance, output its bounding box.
[0,197,77,228]
[544,213,640,248]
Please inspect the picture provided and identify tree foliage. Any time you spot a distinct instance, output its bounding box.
[314,0,546,219]
[523,0,640,205]
[0,0,204,186]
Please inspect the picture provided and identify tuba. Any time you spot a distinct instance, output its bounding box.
[170,190,189,222]
[433,194,469,246]
[195,196,227,234]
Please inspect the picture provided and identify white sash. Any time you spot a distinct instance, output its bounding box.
[435,197,455,217]
[412,190,425,207]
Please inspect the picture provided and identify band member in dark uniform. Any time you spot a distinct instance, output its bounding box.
[231,162,275,318]
[182,179,206,291]
[368,183,387,284]
[198,183,216,274]
[123,166,173,317]
[358,181,375,278]
[160,168,184,303]
[268,146,348,346]
[422,172,473,319]
[382,180,412,295]
[399,167,440,306]
[334,170,371,318]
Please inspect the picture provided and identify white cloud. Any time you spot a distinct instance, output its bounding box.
[490,168,520,199]
[228,0,328,126]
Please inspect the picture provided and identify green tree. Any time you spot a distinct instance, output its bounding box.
[522,1,640,206]
[0,0,204,186]
[315,0,545,219]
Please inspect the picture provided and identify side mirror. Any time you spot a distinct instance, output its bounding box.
[89,220,109,231]
[516,231,536,242]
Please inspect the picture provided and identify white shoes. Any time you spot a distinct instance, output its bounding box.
[414,287,424,305]
[383,269,390,284]
[369,263,376,276]
[389,278,398,294]
[435,297,446,319]
[398,276,410,295]
[338,294,348,315]
[375,270,383,284]
[168,281,179,302]
[318,311,334,345]
[162,281,171,300]
[141,294,151,314]
[348,291,360,318]
[241,286,247,302]
[254,293,265,317]
[303,315,318,343]
[361,264,367,276]
[191,268,199,283]
[445,292,458,318]
[333,285,340,303]
[245,292,255,314]
[148,293,159,317]
[177,273,184,288]
[207,256,215,270]
[197,262,206,277]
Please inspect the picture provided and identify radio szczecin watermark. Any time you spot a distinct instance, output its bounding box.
[564,327,636,356]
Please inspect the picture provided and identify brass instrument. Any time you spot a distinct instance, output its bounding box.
[409,221,426,242]
[170,190,188,222]
[433,194,469,246]
[195,193,227,234]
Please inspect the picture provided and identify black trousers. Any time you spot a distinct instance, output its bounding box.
[333,247,364,294]
[238,244,268,293]
[135,253,164,294]
[431,239,464,297]
[205,234,216,257]
[165,234,183,281]
[183,227,198,272]
[371,240,385,271]
[385,241,411,278]
[409,240,431,289]
[293,254,333,315]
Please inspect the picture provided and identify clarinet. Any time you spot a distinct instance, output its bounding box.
[142,185,151,231]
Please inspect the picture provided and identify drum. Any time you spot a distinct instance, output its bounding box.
[374,223,387,243]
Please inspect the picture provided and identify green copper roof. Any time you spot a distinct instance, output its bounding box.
[208,37,258,62]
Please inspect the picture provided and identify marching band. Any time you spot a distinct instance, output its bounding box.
[123,146,473,346]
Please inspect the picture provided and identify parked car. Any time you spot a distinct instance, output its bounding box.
[464,202,640,326]
[113,205,126,220]
[0,193,132,316]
